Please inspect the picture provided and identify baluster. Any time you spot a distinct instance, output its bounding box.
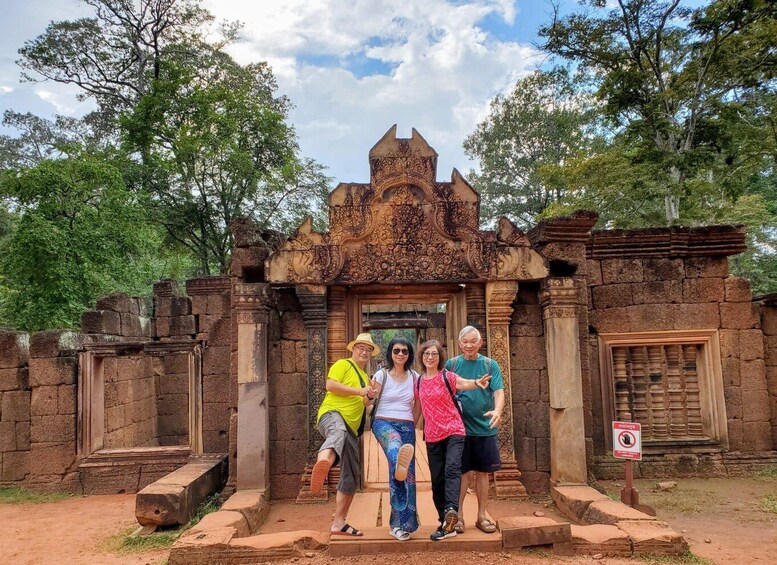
[612,346,630,421]
[629,346,650,436]
[647,345,668,439]
[665,345,687,438]
[683,344,704,437]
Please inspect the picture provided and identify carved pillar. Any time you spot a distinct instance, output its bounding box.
[234,283,271,491]
[683,345,704,437]
[540,277,587,485]
[295,285,330,502]
[485,281,526,498]
[466,283,487,353]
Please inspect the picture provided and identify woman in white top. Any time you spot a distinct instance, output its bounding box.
[369,335,419,541]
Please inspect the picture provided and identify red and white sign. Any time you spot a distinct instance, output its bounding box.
[612,421,642,460]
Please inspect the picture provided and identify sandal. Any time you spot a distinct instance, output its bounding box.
[389,527,411,541]
[475,517,497,534]
[331,523,363,536]
[310,459,331,495]
[454,520,465,534]
[395,443,414,481]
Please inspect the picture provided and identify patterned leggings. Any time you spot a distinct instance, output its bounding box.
[371,418,419,532]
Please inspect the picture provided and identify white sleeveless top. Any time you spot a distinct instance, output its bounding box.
[371,368,416,421]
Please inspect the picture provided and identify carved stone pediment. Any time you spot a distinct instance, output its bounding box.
[266,126,548,284]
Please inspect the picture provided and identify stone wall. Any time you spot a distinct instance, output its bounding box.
[81,293,153,338]
[763,302,777,448]
[155,353,190,446]
[103,355,157,449]
[0,332,30,484]
[510,282,550,493]
[268,288,308,499]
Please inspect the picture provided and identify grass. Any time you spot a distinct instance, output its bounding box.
[758,494,777,514]
[0,486,74,504]
[603,481,719,515]
[103,492,223,555]
[639,551,714,565]
[753,466,777,480]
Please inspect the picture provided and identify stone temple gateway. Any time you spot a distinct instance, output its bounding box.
[1,127,776,504]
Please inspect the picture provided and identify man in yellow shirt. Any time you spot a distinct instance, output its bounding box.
[311,333,379,536]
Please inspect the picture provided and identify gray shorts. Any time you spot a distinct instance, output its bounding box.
[317,411,360,495]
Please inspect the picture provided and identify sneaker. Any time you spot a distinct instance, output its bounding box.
[394,443,414,481]
[389,527,410,541]
[442,508,458,534]
[430,526,457,541]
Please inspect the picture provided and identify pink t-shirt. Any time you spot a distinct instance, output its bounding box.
[415,370,465,442]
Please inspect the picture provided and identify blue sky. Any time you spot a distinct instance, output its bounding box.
[0,0,578,184]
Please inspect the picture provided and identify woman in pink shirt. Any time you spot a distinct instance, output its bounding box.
[414,340,490,541]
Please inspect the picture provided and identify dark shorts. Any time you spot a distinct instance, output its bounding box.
[461,434,501,474]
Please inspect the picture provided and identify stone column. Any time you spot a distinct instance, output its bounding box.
[296,284,329,502]
[540,277,587,485]
[485,281,526,498]
[234,283,271,491]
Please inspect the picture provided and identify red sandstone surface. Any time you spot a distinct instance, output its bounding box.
[1,477,775,565]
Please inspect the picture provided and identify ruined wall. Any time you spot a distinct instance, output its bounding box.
[510,282,550,493]
[587,255,772,474]
[268,289,308,499]
[103,355,157,449]
[0,332,30,484]
[763,302,777,448]
[154,353,190,446]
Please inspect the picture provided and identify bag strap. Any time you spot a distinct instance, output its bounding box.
[441,369,463,418]
[345,359,367,388]
[371,368,388,414]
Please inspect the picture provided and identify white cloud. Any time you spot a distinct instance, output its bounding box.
[205,0,542,183]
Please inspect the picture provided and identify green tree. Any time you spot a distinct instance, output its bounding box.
[464,69,601,228]
[0,153,161,330]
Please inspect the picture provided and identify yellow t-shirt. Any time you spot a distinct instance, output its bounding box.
[316,358,368,435]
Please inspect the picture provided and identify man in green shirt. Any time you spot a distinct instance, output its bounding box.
[311,333,379,536]
[445,325,503,535]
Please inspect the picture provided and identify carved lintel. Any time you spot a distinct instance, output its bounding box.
[486,281,519,471]
[540,277,579,319]
[494,461,528,499]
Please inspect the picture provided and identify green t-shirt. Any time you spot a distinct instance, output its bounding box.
[445,354,503,437]
[316,358,368,435]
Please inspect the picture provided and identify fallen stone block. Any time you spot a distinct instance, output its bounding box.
[220,489,270,533]
[136,455,227,527]
[616,520,689,557]
[571,524,632,557]
[169,527,236,565]
[499,516,571,550]
[190,510,250,538]
[582,499,655,525]
[551,485,610,522]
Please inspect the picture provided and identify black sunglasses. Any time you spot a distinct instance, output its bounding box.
[392,347,409,355]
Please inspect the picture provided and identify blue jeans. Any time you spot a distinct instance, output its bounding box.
[372,418,419,532]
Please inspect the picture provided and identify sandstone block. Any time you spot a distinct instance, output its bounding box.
[220,489,270,533]
[551,485,610,522]
[81,310,121,335]
[16,421,30,449]
[0,421,15,451]
[163,353,190,376]
[742,390,771,422]
[499,516,571,549]
[510,336,546,370]
[631,280,682,305]
[269,372,307,408]
[170,315,197,336]
[281,340,296,374]
[207,292,229,315]
[30,414,76,443]
[720,303,759,330]
[725,277,752,302]
[682,277,725,303]
[207,318,232,346]
[586,260,603,286]
[1,450,29,482]
[30,331,83,358]
[627,304,674,331]
[0,331,29,369]
[120,313,142,337]
[190,510,250,538]
[642,258,684,281]
[740,359,767,391]
[592,284,634,309]
[280,311,306,341]
[719,330,739,359]
[189,295,208,316]
[589,307,631,333]
[684,257,728,278]
[582,499,655,525]
[28,441,76,475]
[739,329,765,361]
[295,342,307,373]
[203,346,230,377]
[517,437,537,471]
[615,520,688,556]
[156,296,192,317]
[229,246,269,278]
[203,374,229,405]
[28,357,77,387]
[96,292,133,313]
[672,303,720,330]
[270,405,307,442]
[153,279,179,297]
[763,310,777,336]
[570,524,632,557]
[1,390,30,422]
[724,387,742,420]
[203,402,229,433]
[728,419,744,451]
[601,259,643,284]
[0,368,23,392]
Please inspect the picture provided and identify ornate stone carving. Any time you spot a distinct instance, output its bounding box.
[539,277,579,319]
[266,127,549,285]
[233,283,271,324]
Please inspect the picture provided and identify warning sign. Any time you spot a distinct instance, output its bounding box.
[613,421,642,460]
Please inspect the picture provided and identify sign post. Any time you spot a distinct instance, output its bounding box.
[612,414,654,515]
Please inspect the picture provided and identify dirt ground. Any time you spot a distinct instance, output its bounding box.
[1,476,775,565]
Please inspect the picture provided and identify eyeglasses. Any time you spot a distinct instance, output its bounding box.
[392,348,409,355]
[422,351,439,357]
[353,344,374,353]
